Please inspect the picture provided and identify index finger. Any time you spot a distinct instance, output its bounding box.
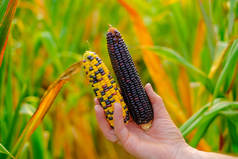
[95,105,118,142]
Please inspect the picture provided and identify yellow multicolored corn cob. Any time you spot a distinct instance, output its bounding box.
[83,51,129,128]
[106,26,153,130]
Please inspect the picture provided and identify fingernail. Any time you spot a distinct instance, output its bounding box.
[147,83,153,90]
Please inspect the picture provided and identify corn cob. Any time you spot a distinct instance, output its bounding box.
[83,51,129,128]
[106,26,153,130]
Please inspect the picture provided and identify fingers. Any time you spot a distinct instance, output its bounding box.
[94,105,118,142]
[113,103,129,144]
[94,99,130,144]
[145,83,170,123]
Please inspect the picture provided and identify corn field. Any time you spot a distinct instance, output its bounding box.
[0,0,238,158]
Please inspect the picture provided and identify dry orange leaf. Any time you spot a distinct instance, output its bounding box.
[192,20,206,68]
[117,0,187,123]
[12,62,82,158]
[177,67,192,116]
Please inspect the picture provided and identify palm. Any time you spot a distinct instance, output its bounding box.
[94,84,185,159]
[125,119,179,142]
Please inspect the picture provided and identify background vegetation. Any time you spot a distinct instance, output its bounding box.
[0,0,238,158]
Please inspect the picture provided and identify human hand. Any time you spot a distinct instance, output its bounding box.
[94,83,188,159]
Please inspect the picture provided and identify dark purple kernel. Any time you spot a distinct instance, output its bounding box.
[87,56,94,61]
[110,80,115,84]
[106,28,153,125]
[103,106,108,109]
[101,91,105,96]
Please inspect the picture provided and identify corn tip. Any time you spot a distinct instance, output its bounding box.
[108,25,118,34]
[83,51,95,60]
[140,121,152,131]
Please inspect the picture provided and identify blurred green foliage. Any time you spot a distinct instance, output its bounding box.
[0,0,238,158]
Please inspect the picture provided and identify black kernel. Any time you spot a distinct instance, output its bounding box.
[98,68,104,73]
[105,100,111,105]
[99,97,104,102]
[101,91,105,96]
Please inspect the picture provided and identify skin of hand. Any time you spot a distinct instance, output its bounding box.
[94,83,237,159]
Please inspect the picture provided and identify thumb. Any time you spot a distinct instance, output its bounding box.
[145,83,171,121]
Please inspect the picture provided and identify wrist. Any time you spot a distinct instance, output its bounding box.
[176,144,203,159]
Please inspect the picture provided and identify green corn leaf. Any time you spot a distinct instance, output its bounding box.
[228,0,236,37]
[180,98,222,135]
[190,120,211,147]
[170,4,189,59]
[180,105,209,134]
[220,109,238,129]
[0,143,14,158]
[5,50,13,125]
[58,0,74,51]
[198,0,216,58]
[181,101,238,137]
[146,46,213,92]
[0,0,18,66]
[0,0,9,21]
[31,127,45,159]
[227,120,238,153]
[213,39,238,98]
[4,86,27,150]
[35,31,63,72]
